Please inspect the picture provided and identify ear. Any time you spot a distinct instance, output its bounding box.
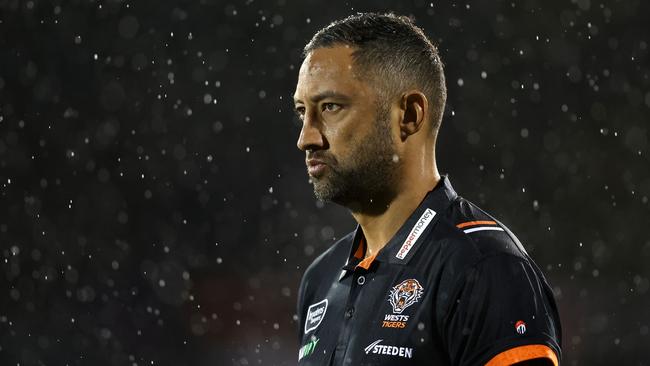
[398,90,428,141]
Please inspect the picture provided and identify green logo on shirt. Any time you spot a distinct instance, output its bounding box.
[298,336,320,361]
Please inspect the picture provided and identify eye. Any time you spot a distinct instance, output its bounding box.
[294,106,305,119]
[322,103,341,112]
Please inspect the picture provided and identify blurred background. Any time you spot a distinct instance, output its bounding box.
[0,0,648,365]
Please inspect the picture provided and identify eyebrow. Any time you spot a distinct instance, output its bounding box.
[293,90,351,104]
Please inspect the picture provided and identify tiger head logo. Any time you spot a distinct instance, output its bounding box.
[388,279,424,314]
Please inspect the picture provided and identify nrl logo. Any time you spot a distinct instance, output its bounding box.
[389,279,424,314]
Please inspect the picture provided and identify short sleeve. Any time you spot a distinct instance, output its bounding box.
[442,254,562,366]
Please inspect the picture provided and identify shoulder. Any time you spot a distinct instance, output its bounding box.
[298,230,354,305]
[436,195,532,266]
[302,231,353,280]
[430,194,557,312]
[428,195,543,305]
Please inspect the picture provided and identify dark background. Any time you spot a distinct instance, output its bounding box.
[0,0,648,365]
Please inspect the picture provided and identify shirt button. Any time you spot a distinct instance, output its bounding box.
[357,275,366,285]
[345,307,355,318]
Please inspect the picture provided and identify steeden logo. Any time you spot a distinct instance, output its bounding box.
[396,208,436,260]
[364,339,414,359]
[304,299,328,334]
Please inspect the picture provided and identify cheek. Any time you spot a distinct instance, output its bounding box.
[323,116,362,151]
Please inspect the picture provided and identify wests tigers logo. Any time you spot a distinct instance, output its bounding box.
[389,279,424,314]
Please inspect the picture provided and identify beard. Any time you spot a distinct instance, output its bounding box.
[310,101,401,213]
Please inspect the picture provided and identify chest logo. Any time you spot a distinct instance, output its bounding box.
[389,279,424,314]
[304,299,328,334]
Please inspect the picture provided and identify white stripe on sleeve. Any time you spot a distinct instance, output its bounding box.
[463,226,505,234]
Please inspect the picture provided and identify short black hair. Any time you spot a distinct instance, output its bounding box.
[303,12,447,133]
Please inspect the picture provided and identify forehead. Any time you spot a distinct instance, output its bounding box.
[293,45,371,102]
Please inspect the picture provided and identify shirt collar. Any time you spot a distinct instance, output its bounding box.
[339,175,458,280]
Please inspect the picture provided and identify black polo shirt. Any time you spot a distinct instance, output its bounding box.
[296,175,561,365]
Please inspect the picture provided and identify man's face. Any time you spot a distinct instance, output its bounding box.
[293,45,400,208]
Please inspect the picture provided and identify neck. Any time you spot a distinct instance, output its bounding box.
[350,166,440,258]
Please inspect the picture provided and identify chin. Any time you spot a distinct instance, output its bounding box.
[313,189,335,203]
[312,182,339,203]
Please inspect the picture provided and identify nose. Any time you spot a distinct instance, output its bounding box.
[296,112,325,152]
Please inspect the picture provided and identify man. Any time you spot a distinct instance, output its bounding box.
[292,13,562,366]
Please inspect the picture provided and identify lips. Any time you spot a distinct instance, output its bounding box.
[306,158,328,177]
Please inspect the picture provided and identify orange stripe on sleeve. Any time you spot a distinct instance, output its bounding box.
[485,344,558,366]
[456,220,497,229]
